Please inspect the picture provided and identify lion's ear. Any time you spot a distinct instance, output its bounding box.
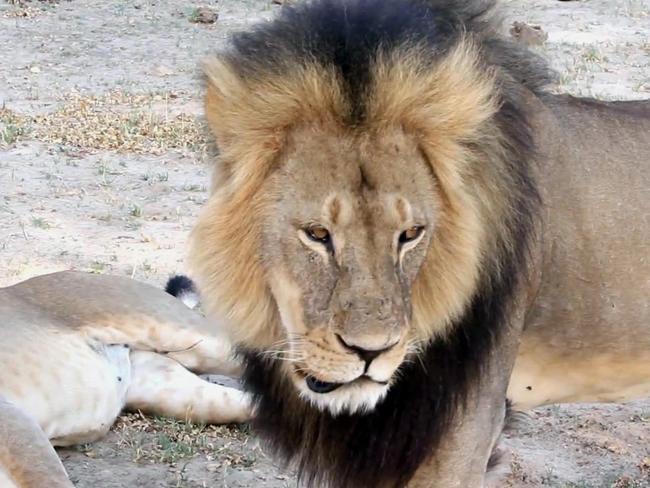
[203,57,245,149]
[204,57,348,182]
[203,57,287,178]
[369,40,499,148]
[367,41,499,193]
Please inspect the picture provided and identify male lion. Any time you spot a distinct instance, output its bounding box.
[189,0,650,486]
[0,271,251,487]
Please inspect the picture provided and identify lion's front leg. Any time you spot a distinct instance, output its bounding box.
[407,393,509,488]
[408,312,525,488]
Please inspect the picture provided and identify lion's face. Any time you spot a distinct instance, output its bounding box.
[193,43,498,417]
[260,126,439,414]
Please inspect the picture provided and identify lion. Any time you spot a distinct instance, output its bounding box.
[0,271,251,487]
[188,0,650,486]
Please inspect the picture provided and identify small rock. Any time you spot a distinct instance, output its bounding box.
[29,65,41,73]
[189,6,218,24]
[149,65,174,77]
[509,21,548,46]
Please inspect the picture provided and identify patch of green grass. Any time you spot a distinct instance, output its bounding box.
[558,71,577,86]
[233,422,252,436]
[187,7,201,23]
[581,46,606,63]
[129,204,143,217]
[112,413,260,470]
[0,123,24,145]
[96,160,123,187]
[141,170,169,183]
[88,261,108,274]
[31,217,50,229]
[156,433,196,463]
[0,108,28,147]
[150,417,209,463]
[140,260,154,274]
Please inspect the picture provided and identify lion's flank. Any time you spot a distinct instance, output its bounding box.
[196,0,549,486]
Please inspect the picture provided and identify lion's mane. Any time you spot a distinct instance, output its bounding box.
[191,0,552,486]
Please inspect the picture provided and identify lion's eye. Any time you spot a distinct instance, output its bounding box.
[306,225,331,244]
[399,226,424,245]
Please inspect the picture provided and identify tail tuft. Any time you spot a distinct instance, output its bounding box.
[165,275,200,309]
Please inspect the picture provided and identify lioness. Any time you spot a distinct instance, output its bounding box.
[188,0,650,486]
[0,271,251,487]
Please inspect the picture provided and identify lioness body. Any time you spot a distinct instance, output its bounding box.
[188,0,650,486]
[0,271,251,487]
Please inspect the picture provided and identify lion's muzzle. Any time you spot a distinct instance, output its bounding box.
[288,328,408,413]
[304,333,398,395]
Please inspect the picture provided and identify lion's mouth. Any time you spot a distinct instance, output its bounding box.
[305,376,343,394]
[304,374,390,394]
[296,370,393,413]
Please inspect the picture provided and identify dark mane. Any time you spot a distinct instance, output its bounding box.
[232,0,545,486]
[225,0,552,123]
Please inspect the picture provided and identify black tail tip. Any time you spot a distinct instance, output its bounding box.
[165,274,196,298]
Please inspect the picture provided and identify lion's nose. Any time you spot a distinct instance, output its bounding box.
[336,334,397,365]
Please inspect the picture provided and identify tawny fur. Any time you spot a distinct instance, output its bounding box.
[0,396,72,488]
[0,271,251,487]
[188,0,649,485]
[193,40,502,346]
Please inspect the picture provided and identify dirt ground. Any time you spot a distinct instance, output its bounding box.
[0,0,648,486]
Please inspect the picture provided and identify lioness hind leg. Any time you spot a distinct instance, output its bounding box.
[0,396,73,488]
[84,319,243,377]
[163,334,243,377]
[125,351,252,424]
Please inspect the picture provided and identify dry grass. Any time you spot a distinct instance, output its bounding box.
[31,92,209,154]
[2,92,210,154]
[110,412,255,467]
[1,0,54,18]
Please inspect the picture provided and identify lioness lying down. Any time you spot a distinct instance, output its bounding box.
[0,271,251,488]
[186,0,650,486]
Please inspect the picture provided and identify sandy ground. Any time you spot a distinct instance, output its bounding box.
[0,0,648,486]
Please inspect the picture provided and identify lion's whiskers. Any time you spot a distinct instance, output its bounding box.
[262,341,307,363]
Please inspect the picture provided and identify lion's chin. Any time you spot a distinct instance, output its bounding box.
[292,374,390,416]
